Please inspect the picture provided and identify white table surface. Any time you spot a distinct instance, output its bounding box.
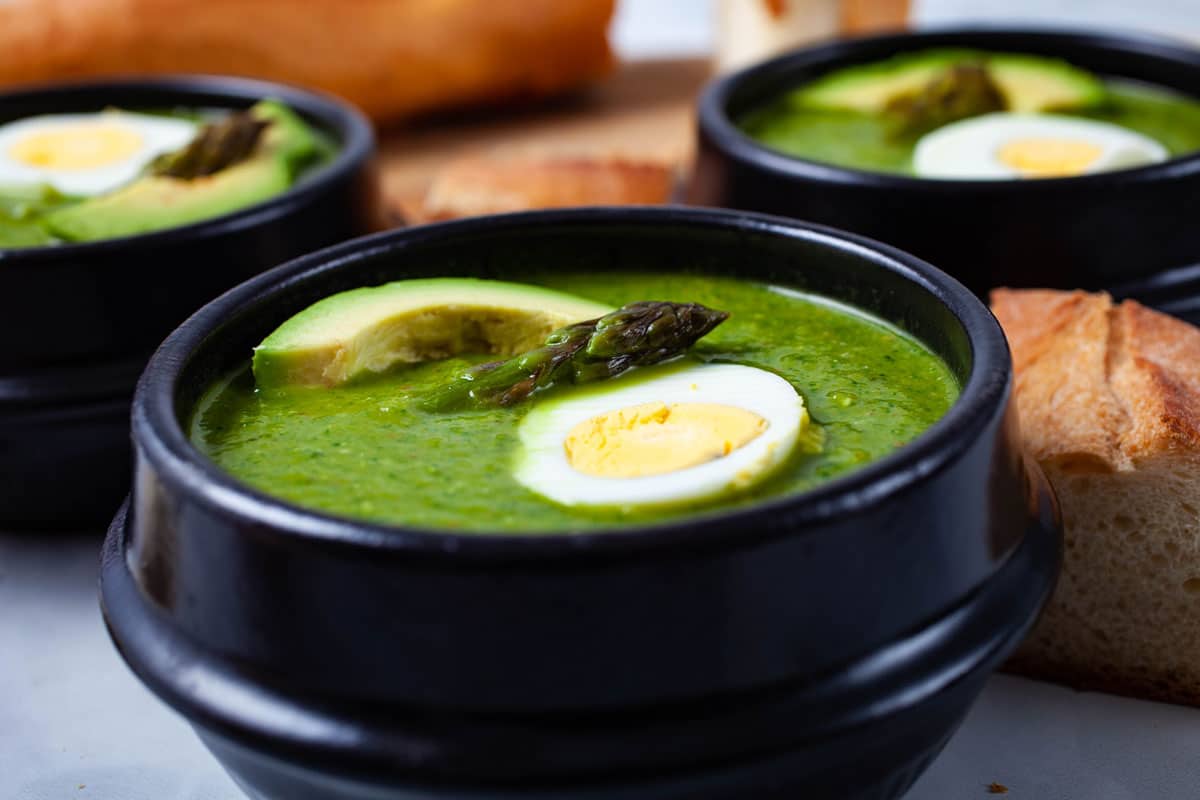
[8,2,1200,798]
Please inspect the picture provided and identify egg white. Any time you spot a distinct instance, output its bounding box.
[913,112,1168,180]
[0,111,199,196]
[513,363,807,510]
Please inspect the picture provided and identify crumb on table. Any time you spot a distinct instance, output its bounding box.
[988,782,1009,794]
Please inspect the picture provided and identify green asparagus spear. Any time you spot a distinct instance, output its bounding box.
[885,62,1007,139]
[425,301,729,410]
[153,110,270,179]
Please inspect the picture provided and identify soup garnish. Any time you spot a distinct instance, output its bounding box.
[252,278,611,387]
[426,300,729,409]
[0,99,333,248]
[740,48,1200,178]
[194,273,959,532]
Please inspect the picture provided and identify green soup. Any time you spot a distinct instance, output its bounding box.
[0,101,335,250]
[192,273,960,533]
[741,80,1200,176]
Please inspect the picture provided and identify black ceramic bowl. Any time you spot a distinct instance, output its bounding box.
[101,208,1059,799]
[0,76,378,529]
[689,28,1200,297]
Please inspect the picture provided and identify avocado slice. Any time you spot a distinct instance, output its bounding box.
[793,49,1105,115]
[252,99,333,174]
[0,215,56,248]
[252,278,614,388]
[0,183,73,248]
[43,100,327,243]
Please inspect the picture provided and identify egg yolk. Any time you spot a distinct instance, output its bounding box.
[997,137,1104,178]
[9,123,144,171]
[564,401,768,478]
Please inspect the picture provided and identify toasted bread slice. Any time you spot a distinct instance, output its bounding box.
[406,155,677,223]
[992,289,1200,705]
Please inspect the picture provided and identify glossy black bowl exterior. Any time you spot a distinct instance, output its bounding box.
[101,208,1060,798]
[1112,260,1200,326]
[0,358,144,529]
[0,76,378,529]
[689,29,1200,296]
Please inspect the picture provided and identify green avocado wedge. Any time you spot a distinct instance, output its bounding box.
[252,278,614,388]
[42,157,292,242]
[793,49,1106,114]
[0,215,57,247]
[0,183,75,247]
[43,100,326,243]
[253,99,333,173]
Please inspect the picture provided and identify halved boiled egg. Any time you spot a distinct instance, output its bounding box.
[913,113,1168,180]
[514,363,809,509]
[0,111,198,196]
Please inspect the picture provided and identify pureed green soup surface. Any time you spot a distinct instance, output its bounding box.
[192,272,960,533]
[740,51,1200,176]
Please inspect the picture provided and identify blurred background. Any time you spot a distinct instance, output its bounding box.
[613,0,1200,61]
[1,0,1196,222]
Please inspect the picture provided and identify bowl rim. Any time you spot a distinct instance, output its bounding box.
[132,206,1011,561]
[698,26,1200,192]
[0,74,375,262]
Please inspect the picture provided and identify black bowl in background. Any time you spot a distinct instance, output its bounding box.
[1111,260,1200,325]
[101,207,1060,799]
[689,28,1200,297]
[0,76,379,529]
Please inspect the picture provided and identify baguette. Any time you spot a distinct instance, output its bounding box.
[992,288,1200,705]
[0,0,615,123]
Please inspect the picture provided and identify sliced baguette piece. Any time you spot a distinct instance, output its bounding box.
[991,288,1200,706]
[404,155,677,223]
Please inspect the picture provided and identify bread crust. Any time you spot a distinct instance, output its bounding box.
[991,289,1200,471]
[405,155,677,223]
[992,288,1200,706]
[0,0,615,123]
